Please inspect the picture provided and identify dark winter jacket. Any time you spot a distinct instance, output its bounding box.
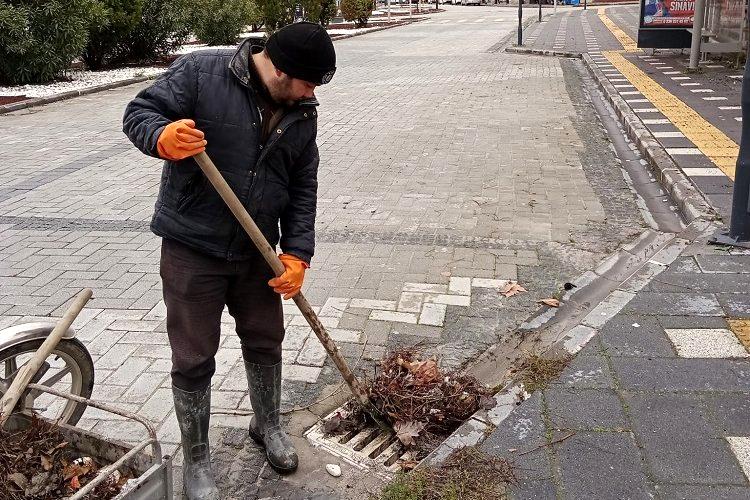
[122,38,319,263]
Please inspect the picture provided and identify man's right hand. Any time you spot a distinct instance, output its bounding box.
[157,119,207,161]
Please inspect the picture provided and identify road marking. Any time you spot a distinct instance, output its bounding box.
[682,167,727,177]
[736,117,743,122]
[598,9,639,52]
[456,19,466,23]
[653,131,685,138]
[690,88,714,93]
[643,118,671,124]
[603,50,738,179]
[665,328,750,358]
[703,96,728,101]
[719,106,742,110]
[671,76,691,80]
[634,108,660,113]
[625,99,650,103]
[666,147,703,155]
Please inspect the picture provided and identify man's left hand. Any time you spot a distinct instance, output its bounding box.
[268,254,308,300]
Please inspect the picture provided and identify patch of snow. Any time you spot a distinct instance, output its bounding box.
[0,67,164,98]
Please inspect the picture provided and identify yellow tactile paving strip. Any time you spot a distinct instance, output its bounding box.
[728,319,750,353]
[597,8,640,52]
[601,50,739,180]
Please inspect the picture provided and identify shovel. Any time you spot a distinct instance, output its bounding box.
[193,152,383,423]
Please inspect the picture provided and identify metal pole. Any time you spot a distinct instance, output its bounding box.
[538,0,541,22]
[583,0,586,10]
[518,0,523,46]
[689,0,707,69]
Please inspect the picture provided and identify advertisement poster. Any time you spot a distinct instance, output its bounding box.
[641,0,695,27]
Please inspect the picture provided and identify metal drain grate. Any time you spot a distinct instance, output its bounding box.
[304,407,410,477]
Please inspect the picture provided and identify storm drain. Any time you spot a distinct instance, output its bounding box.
[304,407,410,477]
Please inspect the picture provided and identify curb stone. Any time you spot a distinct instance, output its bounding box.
[0,19,419,116]
[580,52,717,224]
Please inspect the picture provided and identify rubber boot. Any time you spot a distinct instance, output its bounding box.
[172,385,220,500]
[244,361,299,473]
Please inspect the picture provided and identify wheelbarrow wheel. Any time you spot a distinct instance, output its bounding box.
[0,338,94,426]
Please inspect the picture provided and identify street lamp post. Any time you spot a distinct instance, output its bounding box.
[538,0,541,22]
[518,0,523,46]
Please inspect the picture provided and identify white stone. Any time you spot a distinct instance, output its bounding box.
[326,464,342,477]
[665,329,750,358]
[419,303,447,327]
[296,338,328,367]
[319,297,349,318]
[403,282,448,294]
[425,294,471,307]
[283,325,311,350]
[471,278,510,289]
[397,292,423,313]
[283,364,323,383]
[727,437,750,481]
[349,299,397,311]
[328,328,361,343]
[449,277,472,295]
[370,310,418,324]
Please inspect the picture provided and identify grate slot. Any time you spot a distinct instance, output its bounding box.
[352,427,381,451]
[381,440,406,467]
[361,432,395,459]
[336,425,365,445]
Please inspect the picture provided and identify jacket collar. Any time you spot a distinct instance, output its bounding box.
[229,38,319,108]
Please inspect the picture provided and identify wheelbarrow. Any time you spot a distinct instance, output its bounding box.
[0,290,173,499]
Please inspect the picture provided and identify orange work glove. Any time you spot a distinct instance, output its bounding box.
[156,119,206,161]
[268,254,309,300]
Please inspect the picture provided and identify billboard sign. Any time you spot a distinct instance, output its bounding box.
[641,0,696,28]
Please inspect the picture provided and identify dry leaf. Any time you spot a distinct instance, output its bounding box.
[40,454,53,471]
[500,282,527,298]
[323,414,342,434]
[479,394,496,410]
[398,358,440,383]
[394,421,425,447]
[398,459,418,471]
[45,441,68,455]
[8,472,28,490]
[69,475,81,490]
[538,298,560,307]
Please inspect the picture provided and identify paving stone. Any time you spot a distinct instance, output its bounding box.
[552,355,615,389]
[599,315,676,357]
[655,484,750,500]
[554,432,651,499]
[611,356,750,392]
[625,392,747,484]
[296,337,328,367]
[716,293,750,317]
[623,292,724,316]
[704,393,750,436]
[695,255,750,274]
[665,328,750,358]
[544,388,627,430]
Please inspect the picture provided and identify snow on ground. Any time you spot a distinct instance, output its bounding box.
[0,67,164,98]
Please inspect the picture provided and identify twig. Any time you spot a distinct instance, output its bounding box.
[517,431,575,456]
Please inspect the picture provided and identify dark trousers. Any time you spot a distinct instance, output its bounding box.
[160,238,284,391]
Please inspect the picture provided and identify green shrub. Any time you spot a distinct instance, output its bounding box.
[300,0,337,26]
[255,0,295,32]
[123,0,192,64]
[83,0,143,70]
[0,0,102,85]
[189,0,255,46]
[340,0,371,28]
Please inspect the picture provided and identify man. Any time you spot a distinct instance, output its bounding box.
[123,22,336,499]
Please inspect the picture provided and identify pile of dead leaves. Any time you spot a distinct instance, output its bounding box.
[0,416,128,500]
[367,349,492,457]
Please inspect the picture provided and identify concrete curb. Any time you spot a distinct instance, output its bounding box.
[0,19,419,116]
[506,46,582,59]
[580,52,717,224]
[0,75,158,115]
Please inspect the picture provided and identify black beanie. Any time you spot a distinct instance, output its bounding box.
[265,22,336,85]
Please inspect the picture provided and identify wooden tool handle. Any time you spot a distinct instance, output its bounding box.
[0,288,93,427]
[193,152,377,414]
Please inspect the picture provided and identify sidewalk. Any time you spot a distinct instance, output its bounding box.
[480,222,750,498]
[515,5,742,221]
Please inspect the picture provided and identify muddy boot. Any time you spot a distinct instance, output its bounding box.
[244,361,298,473]
[172,385,220,500]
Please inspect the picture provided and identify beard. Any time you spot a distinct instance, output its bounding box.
[266,76,297,107]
